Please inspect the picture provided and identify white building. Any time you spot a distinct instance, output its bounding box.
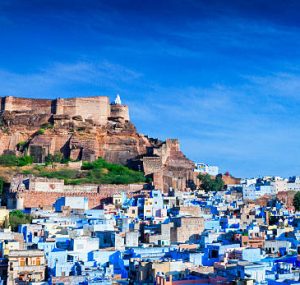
[195,163,219,176]
[271,179,288,193]
[287,177,300,191]
[243,183,276,201]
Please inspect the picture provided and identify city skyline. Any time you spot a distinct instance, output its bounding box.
[1,0,300,177]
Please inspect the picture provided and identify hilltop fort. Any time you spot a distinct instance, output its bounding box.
[0,95,196,193]
[0,94,129,125]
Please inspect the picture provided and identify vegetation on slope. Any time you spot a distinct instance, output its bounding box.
[36,158,145,184]
[0,154,146,185]
[0,154,33,167]
[22,157,146,185]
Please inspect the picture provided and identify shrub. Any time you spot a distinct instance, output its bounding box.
[0,154,33,167]
[32,157,146,185]
[0,177,4,195]
[9,210,32,231]
[294,192,300,211]
[41,123,53,129]
[17,155,33,166]
[0,154,18,166]
[82,158,146,184]
[198,173,224,192]
[17,141,27,151]
[39,169,79,180]
[45,153,64,164]
[37,128,45,135]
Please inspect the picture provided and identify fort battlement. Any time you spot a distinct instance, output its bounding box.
[0,95,129,125]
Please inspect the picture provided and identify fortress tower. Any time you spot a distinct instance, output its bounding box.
[109,94,130,121]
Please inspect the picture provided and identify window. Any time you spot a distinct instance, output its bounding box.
[209,249,218,258]
[19,258,26,267]
[36,257,41,266]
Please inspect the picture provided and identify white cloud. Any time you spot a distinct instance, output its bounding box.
[0,61,141,98]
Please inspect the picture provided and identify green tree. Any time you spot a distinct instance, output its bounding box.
[198,173,224,192]
[0,177,3,195]
[9,210,32,231]
[293,192,300,211]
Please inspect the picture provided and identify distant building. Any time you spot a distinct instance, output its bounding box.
[194,162,219,176]
[271,178,288,192]
[287,176,300,191]
[7,250,46,285]
[243,181,276,201]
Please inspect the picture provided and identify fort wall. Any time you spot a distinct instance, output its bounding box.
[56,97,111,125]
[143,157,162,176]
[1,96,53,114]
[0,96,127,125]
[12,177,144,209]
[18,185,143,209]
[20,191,119,209]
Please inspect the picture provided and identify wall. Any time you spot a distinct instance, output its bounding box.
[29,178,65,192]
[21,191,116,209]
[171,217,204,243]
[1,96,121,125]
[56,97,110,125]
[0,97,5,111]
[143,157,162,176]
[17,183,144,209]
[1,96,52,114]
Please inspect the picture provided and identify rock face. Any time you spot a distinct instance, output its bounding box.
[143,139,196,193]
[0,95,196,191]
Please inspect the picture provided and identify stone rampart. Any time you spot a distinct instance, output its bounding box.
[56,97,110,125]
[0,96,128,126]
[0,96,53,114]
[15,181,144,209]
[143,157,162,175]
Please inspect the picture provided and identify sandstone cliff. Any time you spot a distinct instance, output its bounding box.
[0,110,152,165]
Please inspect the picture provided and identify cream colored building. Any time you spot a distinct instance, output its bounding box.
[0,207,9,228]
[7,250,46,285]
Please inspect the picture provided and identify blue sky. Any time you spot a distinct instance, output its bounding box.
[1,0,300,178]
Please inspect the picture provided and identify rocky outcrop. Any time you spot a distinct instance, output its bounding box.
[143,139,196,192]
[0,115,152,164]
